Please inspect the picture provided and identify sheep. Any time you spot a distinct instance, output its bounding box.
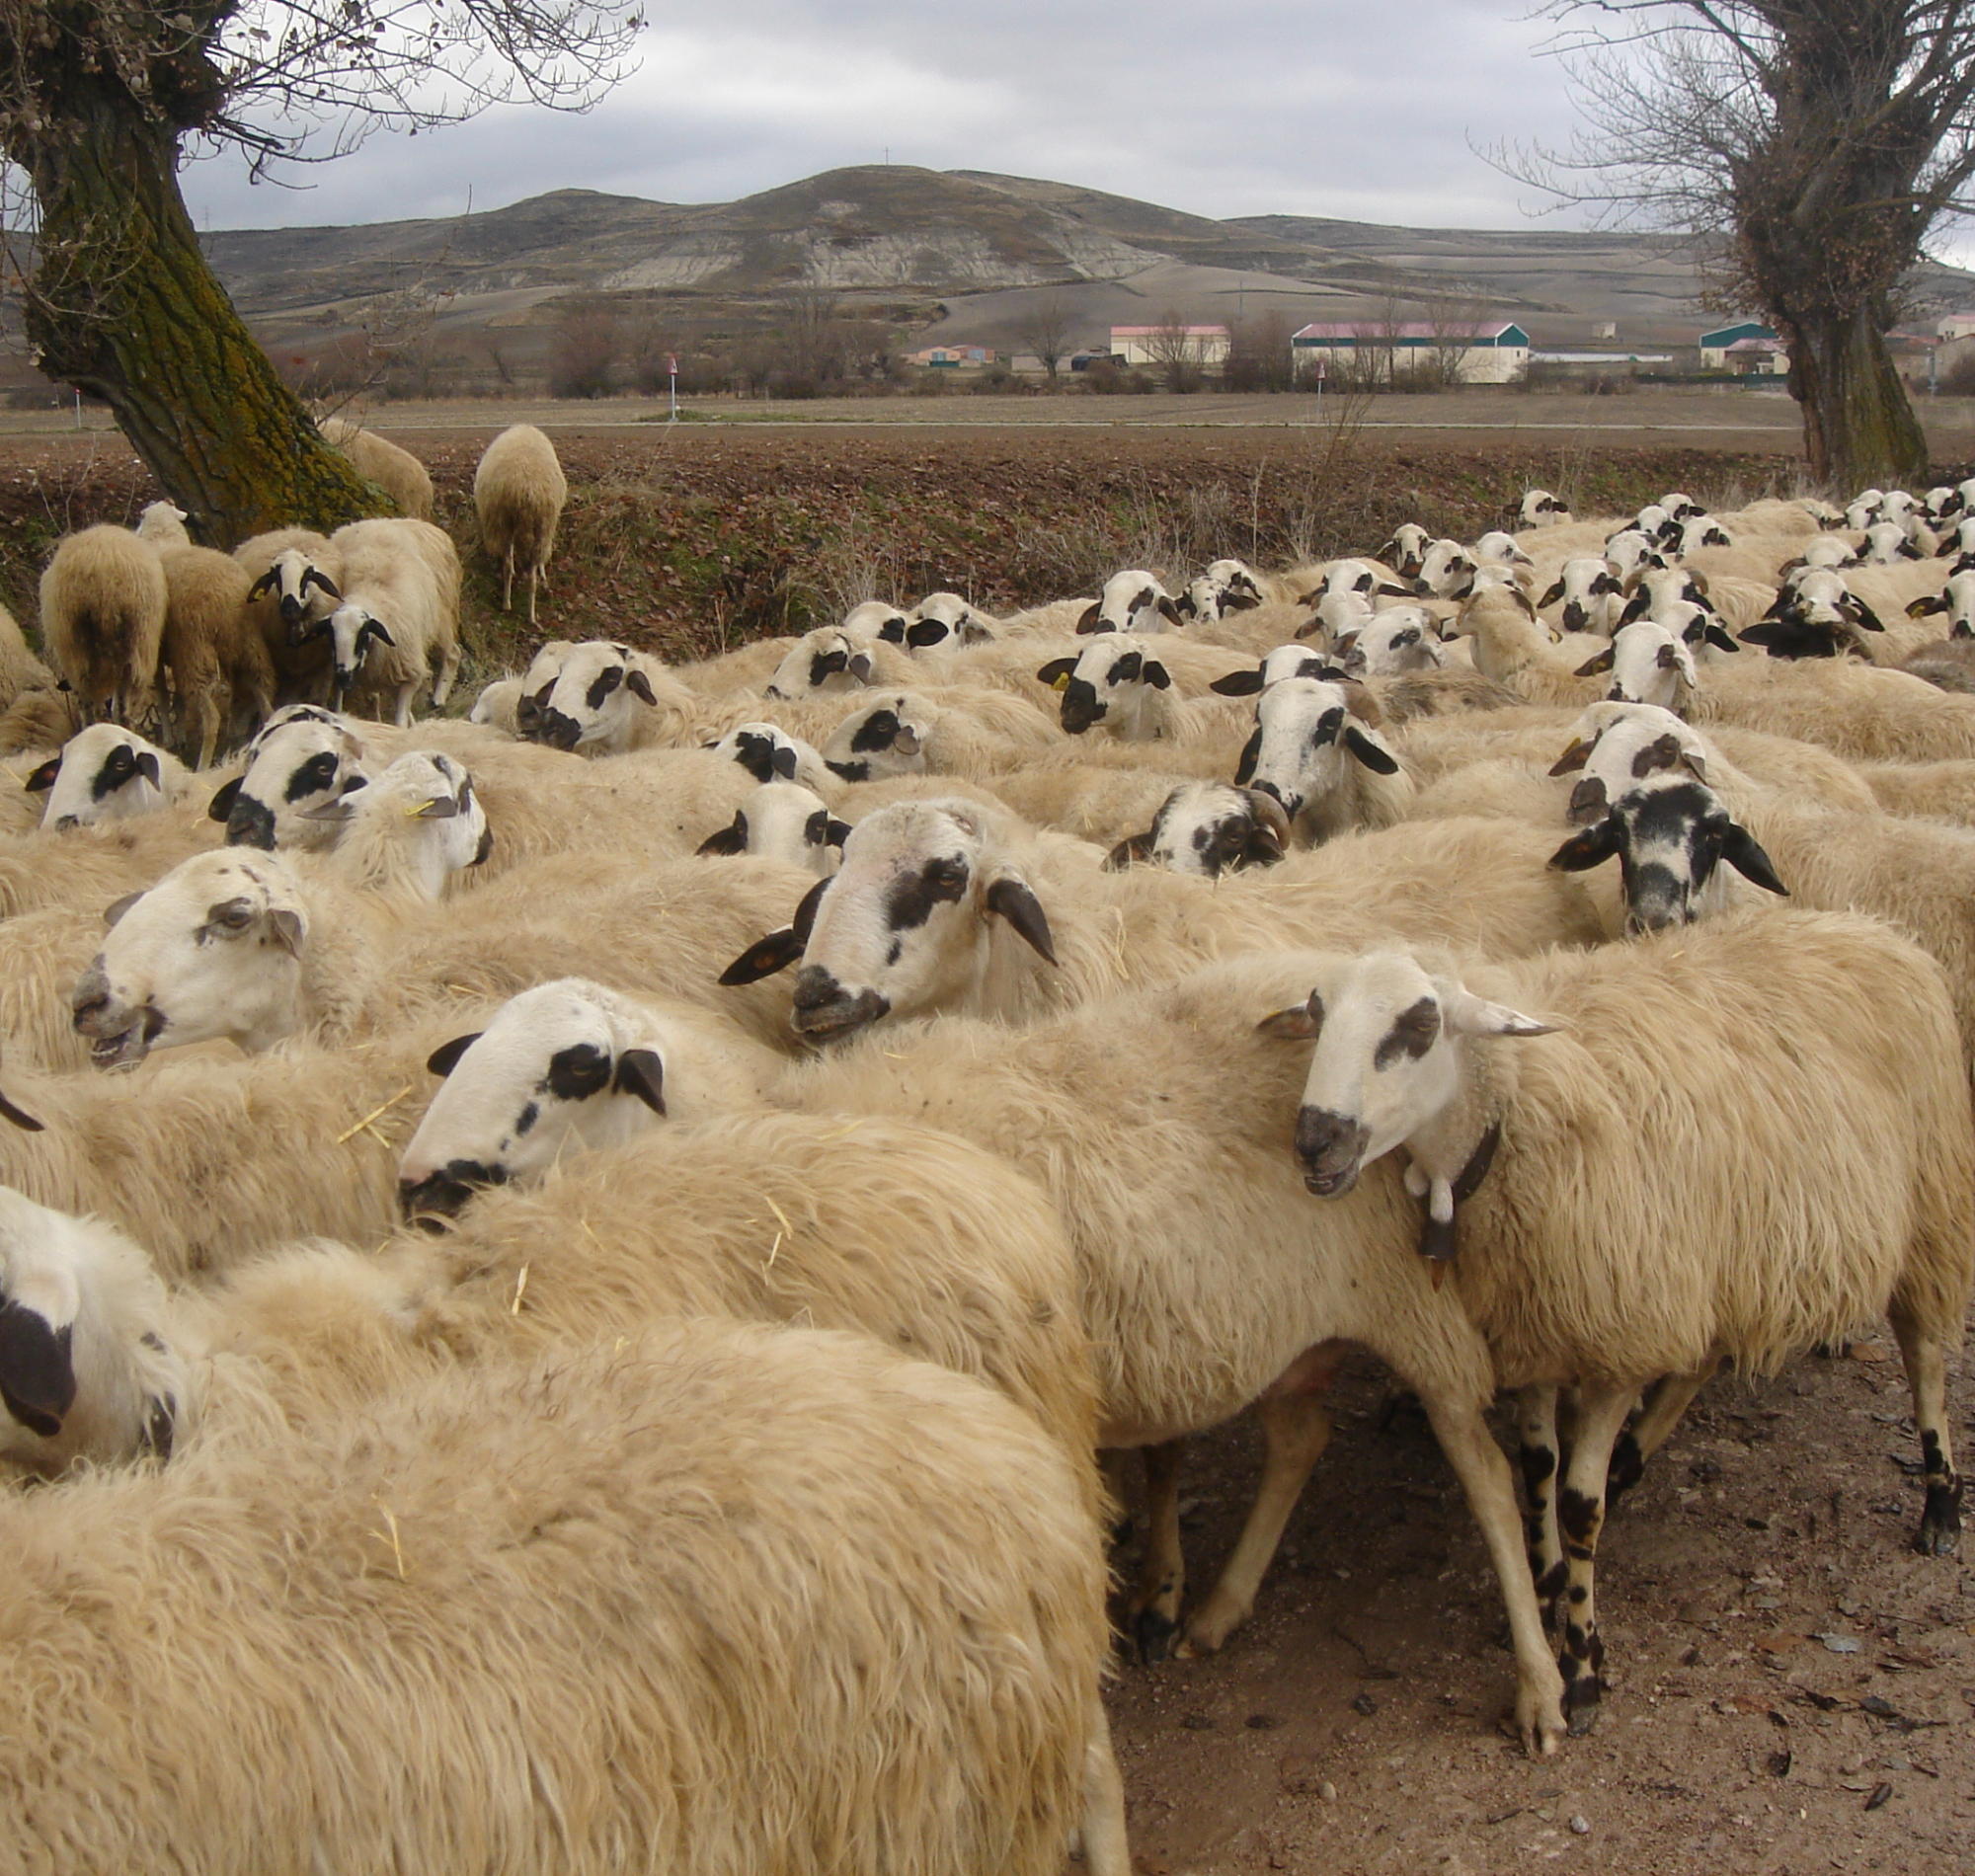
[1035,637,1246,744]
[1900,638,1975,693]
[717,796,1605,1042]
[1854,756,1975,821]
[840,597,914,643]
[1378,521,1434,578]
[1518,489,1573,528]
[762,626,908,699]
[1785,532,1860,571]
[307,517,461,724]
[906,589,997,648]
[1672,511,1734,555]
[25,723,194,830]
[1846,490,1885,530]
[696,781,847,876]
[1859,518,1925,565]
[818,687,1062,783]
[0,1318,1114,1875]
[233,526,339,707]
[1692,655,1975,764]
[39,523,168,727]
[1473,529,1535,571]
[464,672,522,731]
[207,703,370,849]
[298,750,492,903]
[1179,558,1268,620]
[1077,569,1184,634]
[0,599,57,707]
[1574,619,1698,714]
[472,423,565,623]
[1101,780,1291,877]
[1235,674,1414,841]
[1206,642,1338,699]
[1451,586,1605,708]
[71,842,816,1061]
[1536,558,1625,636]
[1904,567,1975,639]
[1275,910,1973,1727]
[1415,539,1479,597]
[1334,603,1446,678]
[777,951,1568,1750]
[515,640,697,753]
[133,501,190,547]
[1601,528,1668,579]
[155,542,276,768]
[1742,565,1887,659]
[320,414,435,518]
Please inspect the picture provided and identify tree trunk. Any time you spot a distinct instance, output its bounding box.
[1781,304,1931,491]
[16,85,389,550]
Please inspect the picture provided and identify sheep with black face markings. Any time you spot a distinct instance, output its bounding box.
[1077,569,1185,634]
[304,517,460,726]
[1274,910,1973,1730]
[696,781,847,876]
[234,528,340,708]
[1036,638,1251,746]
[25,723,194,831]
[1101,780,1291,877]
[515,640,697,753]
[0,1316,1117,1876]
[1234,673,1414,842]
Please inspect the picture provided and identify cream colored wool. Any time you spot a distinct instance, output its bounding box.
[155,543,275,768]
[1693,657,1975,763]
[0,1320,1109,1876]
[321,416,434,518]
[472,424,566,622]
[39,524,168,722]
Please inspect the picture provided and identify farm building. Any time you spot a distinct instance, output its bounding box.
[1108,325,1230,366]
[1698,320,1784,371]
[1289,321,1532,384]
[904,344,996,368]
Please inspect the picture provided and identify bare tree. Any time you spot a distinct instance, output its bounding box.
[1013,290,1075,380]
[0,3,642,543]
[1145,308,1210,393]
[1508,2,1975,487]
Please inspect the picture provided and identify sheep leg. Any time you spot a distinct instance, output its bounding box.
[1179,1341,1343,1656]
[1516,1383,1565,1629]
[525,562,538,626]
[1076,1694,1132,1876]
[432,639,461,711]
[1889,1301,1963,1556]
[1607,1357,1721,1503]
[501,547,514,613]
[1420,1387,1567,1756]
[391,680,417,728]
[1127,1440,1186,1662]
[1549,1383,1635,1736]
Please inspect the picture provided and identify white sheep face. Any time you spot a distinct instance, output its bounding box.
[705,722,829,788]
[764,628,874,699]
[697,782,846,878]
[820,694,932,782]
[313,750,491,899]
[1539,558,1623,636]
[1184,559,1265,620]
[1604,620,1698,713]
[1260,951,1550,1198]
[71,851,310,1067]
[1379,523,1433,577]
[215,707,368,850]
[1603,529,1665,578]
[518,641,661,752]
[1111,782,1288,879]
[1080,570,1178,634]
[1415,541,1476,598]
[908,591,993,649]
[248,547,341,635]
[314,599,396,699]
[1339,606,1443,679]
[1234,676,1400,830]
[1036,640,1171,740]
[398,979,672,1221]
[1518,490,1572,528]
[32,725,172,830]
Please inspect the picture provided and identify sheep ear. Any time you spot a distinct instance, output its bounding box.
[23,758,58,792]
[1738,620,1784,648]
[1573,646,1616,677]
[826,818,852,849]
[1656,642,1682,670]
[206,776,242,821]
[1549,817,1620,872]
[426,1033,484,1077]
[696,812,750,857]
[267,908,305,956]
[0,1080,42,1132]
[1850,597,1886,632]
[246,568,278,600]
[984,876,1058,965]
[1535,579,1565,608]
[1233,725,1262,787]
[1256,991,1322,1041]
[625,668,659,706]
[1142,659,1171,690]
[906,618,948,649]
[1704,623,1740,653]
[1075,603,1107,634]
[612,1048,666,1116]
[0,1299,76,1438]
[1565,776,1611,825]
[1342,726,1399,775]
[1210,667,1264,696]
[1723,825,1789,897]
[133,750,161,789]
[1440,984,1556,1038]
[1037,658,1076,688]
[1156,595,1184,625]
[719,928,803,984]
[104,890,143,928]
[1908,594,1948,617]
[302,569,341,600]
[1547,737,1591,776]
[771,744,798,781]
[1103,831,1156,870]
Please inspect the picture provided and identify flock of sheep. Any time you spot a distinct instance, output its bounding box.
[0,422,1972,1870]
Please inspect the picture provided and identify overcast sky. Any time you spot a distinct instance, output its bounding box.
[180,1,1595,234]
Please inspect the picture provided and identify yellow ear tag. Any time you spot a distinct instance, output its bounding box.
[1052,673,1070,691]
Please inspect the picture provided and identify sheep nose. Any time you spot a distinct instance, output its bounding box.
[70,963,110,1030]
[1294,1108,1370,1198]
[398,1167,489,1225]
[791,968,890,1041]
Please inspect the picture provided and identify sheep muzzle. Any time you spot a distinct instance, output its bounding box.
[1294,1107,1370,1198]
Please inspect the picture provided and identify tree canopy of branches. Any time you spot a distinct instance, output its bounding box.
[1516,1,1975,489]
[0,3,642,544]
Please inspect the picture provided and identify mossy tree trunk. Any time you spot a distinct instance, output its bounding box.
[12,76,387,549]
[1779,304,1931,491]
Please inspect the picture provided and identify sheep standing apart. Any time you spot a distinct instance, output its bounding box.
[39,523,168,727]
[312,517,461,725]
[156,543,276,768]
[472,424,565,623]
[133,501,190,547]
[1277,912,1972,1728]
[0,1319,1114,1875]
[320,415,435,518]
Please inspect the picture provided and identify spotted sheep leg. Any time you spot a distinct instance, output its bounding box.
[1550,1383,1638,1734]
[1890,1299,1965,1555]
[1606,1358,1722,1502]
[1516,1383,1566,1628]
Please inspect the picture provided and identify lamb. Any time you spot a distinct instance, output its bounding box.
[306,517,461,724]
[1276,911,1973,1727]
[25,722,195,830]
[71,842,815,1061]
[133,501,190,547]
[320,415,435,518]
[155,541,276,767]
[777,951,1570,1750]
[0,1318,1114,1876]
[516,640,697,753]
[472,423,565,623]
[1078,569,1185,633]
[1535,558,1625,636]
[0,1178,191,1489]
[234,526,339,707]
[696,781,848,875]
[39,522,168,726]
[718,796,1605,1041]
[1102,780,1291,876]
[1234,674,1414,841]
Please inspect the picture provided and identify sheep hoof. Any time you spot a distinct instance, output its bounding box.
[1916,1481,1963,1555]
[1133,1606,1178,1664]
[1561,1677,1604,1738]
